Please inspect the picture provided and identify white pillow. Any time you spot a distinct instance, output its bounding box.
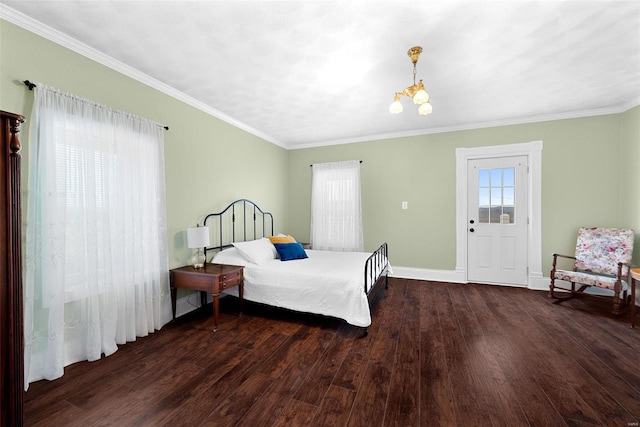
[211,248,250,266]
[232,238,277,265]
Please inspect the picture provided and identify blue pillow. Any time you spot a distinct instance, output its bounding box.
[274,242,308,261]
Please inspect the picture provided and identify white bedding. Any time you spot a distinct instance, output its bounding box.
[212,248,382,327]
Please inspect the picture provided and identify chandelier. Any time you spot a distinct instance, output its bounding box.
[389,46,433,115]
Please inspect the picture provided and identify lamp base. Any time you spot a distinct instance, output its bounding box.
[191,249,206,269]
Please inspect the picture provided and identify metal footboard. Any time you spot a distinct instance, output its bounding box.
[364,242,389,295]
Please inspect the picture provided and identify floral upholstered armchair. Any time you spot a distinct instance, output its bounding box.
[549,227,635,316]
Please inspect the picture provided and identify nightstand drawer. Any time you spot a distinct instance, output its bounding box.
[219,270,242,290]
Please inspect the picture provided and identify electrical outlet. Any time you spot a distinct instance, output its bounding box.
[402,201,408,210]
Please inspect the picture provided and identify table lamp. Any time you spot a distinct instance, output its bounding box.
[187,225,210,268]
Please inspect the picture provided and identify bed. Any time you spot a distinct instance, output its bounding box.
[202,199,389,333]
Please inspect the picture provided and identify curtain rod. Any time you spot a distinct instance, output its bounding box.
[310,160,362,167]
[23,80,169,131]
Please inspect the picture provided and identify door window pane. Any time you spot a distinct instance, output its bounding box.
[478,167,515,224]
[503,168,515,186]
[503,187,514,206]
[490,169,502,186]
[478,169,490,187]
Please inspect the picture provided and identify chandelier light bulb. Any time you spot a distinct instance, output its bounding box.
[389,100,403,114]
[412,89,429,105]
[418,102,433,115]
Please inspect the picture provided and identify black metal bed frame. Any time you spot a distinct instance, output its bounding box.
[202,199,389,323]
[365,242,389,296]
[203,199,274,259]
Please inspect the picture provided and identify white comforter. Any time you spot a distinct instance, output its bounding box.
[213,249,377,327]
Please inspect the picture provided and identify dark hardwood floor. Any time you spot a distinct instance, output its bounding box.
[25,278,640,426]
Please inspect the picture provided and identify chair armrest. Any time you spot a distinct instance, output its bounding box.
[552,253,576,261]
[549,253,576,277]
[551,253,576,273]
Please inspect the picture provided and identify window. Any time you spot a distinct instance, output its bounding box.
[311,161,363,251]
[24,84,172,386]
[478,167,515,224]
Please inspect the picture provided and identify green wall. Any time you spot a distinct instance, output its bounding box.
[620,105,640,264]
[2,18,638,282]
[0,19,289,270]
[288,110,640,275]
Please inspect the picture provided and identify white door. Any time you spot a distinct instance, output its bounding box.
[467,156,528,286]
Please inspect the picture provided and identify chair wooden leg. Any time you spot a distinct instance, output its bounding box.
[612,282,621,315]
[613,297,621,315]
[549,276,575,303]
[549,258,557,298]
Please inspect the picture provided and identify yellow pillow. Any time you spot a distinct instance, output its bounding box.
[269,235,296,244]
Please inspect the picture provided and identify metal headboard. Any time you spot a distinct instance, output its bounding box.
[203,199,274,260]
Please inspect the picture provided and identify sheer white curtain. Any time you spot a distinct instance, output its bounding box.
[311,160,364,251]
[24,84,172,387]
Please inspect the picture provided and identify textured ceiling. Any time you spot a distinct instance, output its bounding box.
[3,1,640,149]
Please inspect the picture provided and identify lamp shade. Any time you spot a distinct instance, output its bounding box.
[187,226,210,249]
[418,102,433,115]
[389,100,403,114]
[412,89,429,105]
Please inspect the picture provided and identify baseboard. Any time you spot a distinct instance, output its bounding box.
[390,266,467,284]
[176,273,638,314]
[550,279,640,306]
[528,273,549,291]
[390,266,550,291]
[390,268,640,306]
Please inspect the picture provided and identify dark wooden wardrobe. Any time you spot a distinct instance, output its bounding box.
[1,110,25,426]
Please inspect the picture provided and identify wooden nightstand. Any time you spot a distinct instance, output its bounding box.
[631,268,640,328]
[170,263,244,332]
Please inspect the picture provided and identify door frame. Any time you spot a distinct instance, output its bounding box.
[455,141,544,289]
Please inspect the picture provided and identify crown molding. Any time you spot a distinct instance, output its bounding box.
[292,101,640,149]
[3,4,637,152]
[620,94,640,112]
[0,5,286,149]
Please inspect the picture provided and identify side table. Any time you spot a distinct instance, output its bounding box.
[631,268,639,328]
[170,263,244,331]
